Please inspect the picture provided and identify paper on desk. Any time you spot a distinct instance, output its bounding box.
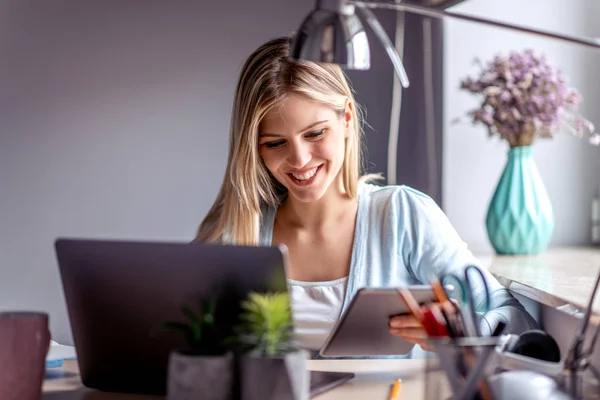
[46,340,77,368]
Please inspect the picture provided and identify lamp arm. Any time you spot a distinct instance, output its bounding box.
[355,5,410,88]
[349,0,600,50]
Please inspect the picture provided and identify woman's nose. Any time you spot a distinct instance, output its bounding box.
[287,141,311,168]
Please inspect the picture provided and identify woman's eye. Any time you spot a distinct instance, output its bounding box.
[265,140,285,149]
[306,128,326,138]
[262,129,324,148]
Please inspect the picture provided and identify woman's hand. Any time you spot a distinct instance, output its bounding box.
[388,301,457,352]
[388,312,434,352]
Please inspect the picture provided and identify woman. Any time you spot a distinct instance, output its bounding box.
[196,36,536,355]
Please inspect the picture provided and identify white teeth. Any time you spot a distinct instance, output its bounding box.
[291,167,318,181]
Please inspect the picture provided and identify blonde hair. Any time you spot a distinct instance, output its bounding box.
[196,36,379,245]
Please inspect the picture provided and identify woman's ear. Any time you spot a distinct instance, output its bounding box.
[344,99,354,137]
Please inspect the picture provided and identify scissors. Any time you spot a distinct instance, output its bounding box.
[440,265,491,337]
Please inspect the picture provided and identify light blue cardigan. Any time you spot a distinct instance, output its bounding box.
[258,183,537,357]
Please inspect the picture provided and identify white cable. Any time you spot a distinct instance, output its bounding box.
[387,3,405,185]
[422,17,438,200]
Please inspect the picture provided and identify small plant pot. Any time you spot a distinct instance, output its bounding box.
[240,349,310,400]
[0,312,50,400]
[166,350,234,400]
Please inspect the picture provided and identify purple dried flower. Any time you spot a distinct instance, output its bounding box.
[460,49,597,146]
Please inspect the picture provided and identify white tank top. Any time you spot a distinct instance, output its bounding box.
[287,276,349,351]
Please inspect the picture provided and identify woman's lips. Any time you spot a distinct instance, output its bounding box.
[287,164,323,186]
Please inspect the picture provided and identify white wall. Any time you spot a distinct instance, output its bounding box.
[443,0,600,253]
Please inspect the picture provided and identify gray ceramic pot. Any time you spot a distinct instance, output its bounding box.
[166,350,234,400]
[0,312,50,400]
[240,349,310,400]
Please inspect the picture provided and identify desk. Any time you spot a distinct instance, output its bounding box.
[479,247,600,315]
[43,359,429,399]
[44,247,600,399]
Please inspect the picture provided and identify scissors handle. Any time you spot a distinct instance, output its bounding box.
[464,265,491,313]
[440,265,491,337]
[441,266,490,312]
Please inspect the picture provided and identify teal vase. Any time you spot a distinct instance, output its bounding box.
[485,146,554,255]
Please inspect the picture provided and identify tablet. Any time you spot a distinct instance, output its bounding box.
[319,286,438,357]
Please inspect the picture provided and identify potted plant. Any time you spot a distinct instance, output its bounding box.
[459,49,598,255]
[162,298,234,400]
[236,291,310,400]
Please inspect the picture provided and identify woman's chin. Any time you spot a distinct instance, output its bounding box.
[286,187,328,203]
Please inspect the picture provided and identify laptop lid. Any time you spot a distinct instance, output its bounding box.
[54,238,289,395]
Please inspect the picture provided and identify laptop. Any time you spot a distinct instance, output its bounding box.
[55,238,353,396]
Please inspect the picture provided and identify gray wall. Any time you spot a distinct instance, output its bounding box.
[0,1,397,344]
[3,0,598,351]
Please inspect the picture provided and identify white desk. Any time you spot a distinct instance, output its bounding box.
[43,359,430,399]
[479,246,600,316]
[45,247,600,399]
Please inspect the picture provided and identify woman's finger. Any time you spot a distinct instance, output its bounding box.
[389,314,422,328]
[389,327,427,339]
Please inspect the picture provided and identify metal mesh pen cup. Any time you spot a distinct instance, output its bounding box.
[424,336,504,400]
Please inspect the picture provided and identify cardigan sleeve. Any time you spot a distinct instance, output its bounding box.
[396,186,538,336]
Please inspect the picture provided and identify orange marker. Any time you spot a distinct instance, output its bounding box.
[389,379,402,400]
[429,275,450,303]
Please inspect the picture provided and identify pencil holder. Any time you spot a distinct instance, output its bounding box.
[424,336,504,400]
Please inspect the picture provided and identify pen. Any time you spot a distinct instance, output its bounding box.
[439,307,457,339]
[492,321,506,337]
[430,275,469,338]
[389,378,402,400]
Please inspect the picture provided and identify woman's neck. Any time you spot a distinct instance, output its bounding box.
[278,180,358,231]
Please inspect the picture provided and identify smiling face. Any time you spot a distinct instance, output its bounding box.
[258,94,352,203]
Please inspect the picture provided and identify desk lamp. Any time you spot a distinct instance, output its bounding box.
[291,0,600,86]
[290,0,600,187]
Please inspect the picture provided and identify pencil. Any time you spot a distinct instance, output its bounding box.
[389,379,402,400]
[429,275,450,303]
[397,288,424,322]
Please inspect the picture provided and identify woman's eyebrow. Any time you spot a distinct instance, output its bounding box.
[258,132,283,138]
[259,120,329,137]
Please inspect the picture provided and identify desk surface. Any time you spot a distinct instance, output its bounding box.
[479,246,600,315]
[44,247,600,399]
[43,359,430,400]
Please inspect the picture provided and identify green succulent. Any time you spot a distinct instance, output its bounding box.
[162,298,225,356]
[237,291,297,357]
